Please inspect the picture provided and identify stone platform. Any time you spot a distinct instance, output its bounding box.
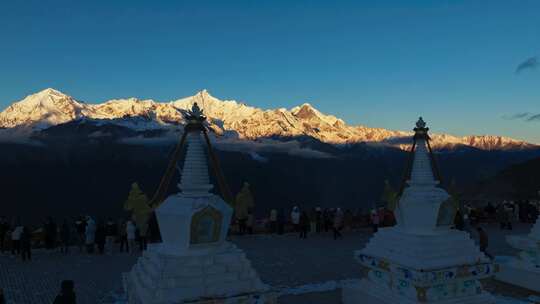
[124,242,275,304]
[495,234,540,293]
[496,260,540,293]
[342,226,499,303]
[342,227,496,304]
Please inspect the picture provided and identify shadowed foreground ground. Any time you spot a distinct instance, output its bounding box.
[1,223,538,304]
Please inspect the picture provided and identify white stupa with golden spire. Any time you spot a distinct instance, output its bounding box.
[343,118,495,304]
[123,103,272,304]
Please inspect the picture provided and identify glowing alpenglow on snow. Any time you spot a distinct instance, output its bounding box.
[0,88,535,151]
[343,118,496,304]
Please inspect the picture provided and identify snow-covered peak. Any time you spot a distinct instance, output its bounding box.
[462,135,531,150]
[291,103,317,119]
[93,98,157,118]
[0,88,89,129]
[291,103,344,126]
[15,88,78,108]
[36,87,65,97]
[171,90,258,122]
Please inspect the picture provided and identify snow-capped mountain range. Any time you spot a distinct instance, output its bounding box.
[0,88,536,151]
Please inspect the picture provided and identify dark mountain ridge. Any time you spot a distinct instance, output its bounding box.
[2,129,540,224]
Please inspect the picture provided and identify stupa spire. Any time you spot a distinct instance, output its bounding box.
[148,101,234,207]
[408,117,438,186]
[394,117,450,233]
[178,102,213,195]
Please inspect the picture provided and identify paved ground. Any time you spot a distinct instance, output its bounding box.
[0,223,537,304]
[279,289,341,304]
[230,230,370,288]
[0,249,137,304]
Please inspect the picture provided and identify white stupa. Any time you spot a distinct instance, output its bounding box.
[343,118,496,304]
[495,215,540,292]
[123,103,273,304]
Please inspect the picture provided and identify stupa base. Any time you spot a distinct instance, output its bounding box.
[342,278,495,304]
[495,256,540,292]
[494,233,540,292]
[123,242,275,304]
[347,251,496,304]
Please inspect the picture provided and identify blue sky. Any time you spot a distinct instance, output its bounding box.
[1,0,539,142]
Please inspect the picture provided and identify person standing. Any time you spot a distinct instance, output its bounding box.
[119,221,128,253]
[246,211,254,235]
[477,227,493,259]
[269,209,277,234]
[530,201,536,221]
[126,220,136,254]
[378,208,386,227]
[496,204,507,230]
[95,221,106,255]
[138,222,148,252]
[504,203,513,230]
[512,201,520,222]
[44,217,58,250]
[454,210,465,231]
[234,182,254,236]
[309,208,317,234]
[11,224,23,256]
[237,218,247,235]
[53,280,76,304]
[333,208,344,240]
[315,207,322,233]
[75,216,86,253]
[291,206,300,232]
[277,209,285,235]
[105,218,116,254]
[485,202,496,221]
[518,200,527,223]
[299,211,309,239]
[20,226,32,262]
[146,213,159,243]
[469,206,479,225]
[0,217,8,254]
[4,228,12,255]
[44,217,52,250]
[60,220,71,254]
[324,209,333,232]
[370,210,380,233]
[344,209,353,231]
[85,217,96,254]
[463,204,471,227]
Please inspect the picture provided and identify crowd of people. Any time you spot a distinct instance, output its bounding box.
[0,215,152,261]
[463,199,539,228]
[245,199,538,239]
[235,206,396,240]
[1,199,538,262]
[0,218,32,261]
[230,199,539,259]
